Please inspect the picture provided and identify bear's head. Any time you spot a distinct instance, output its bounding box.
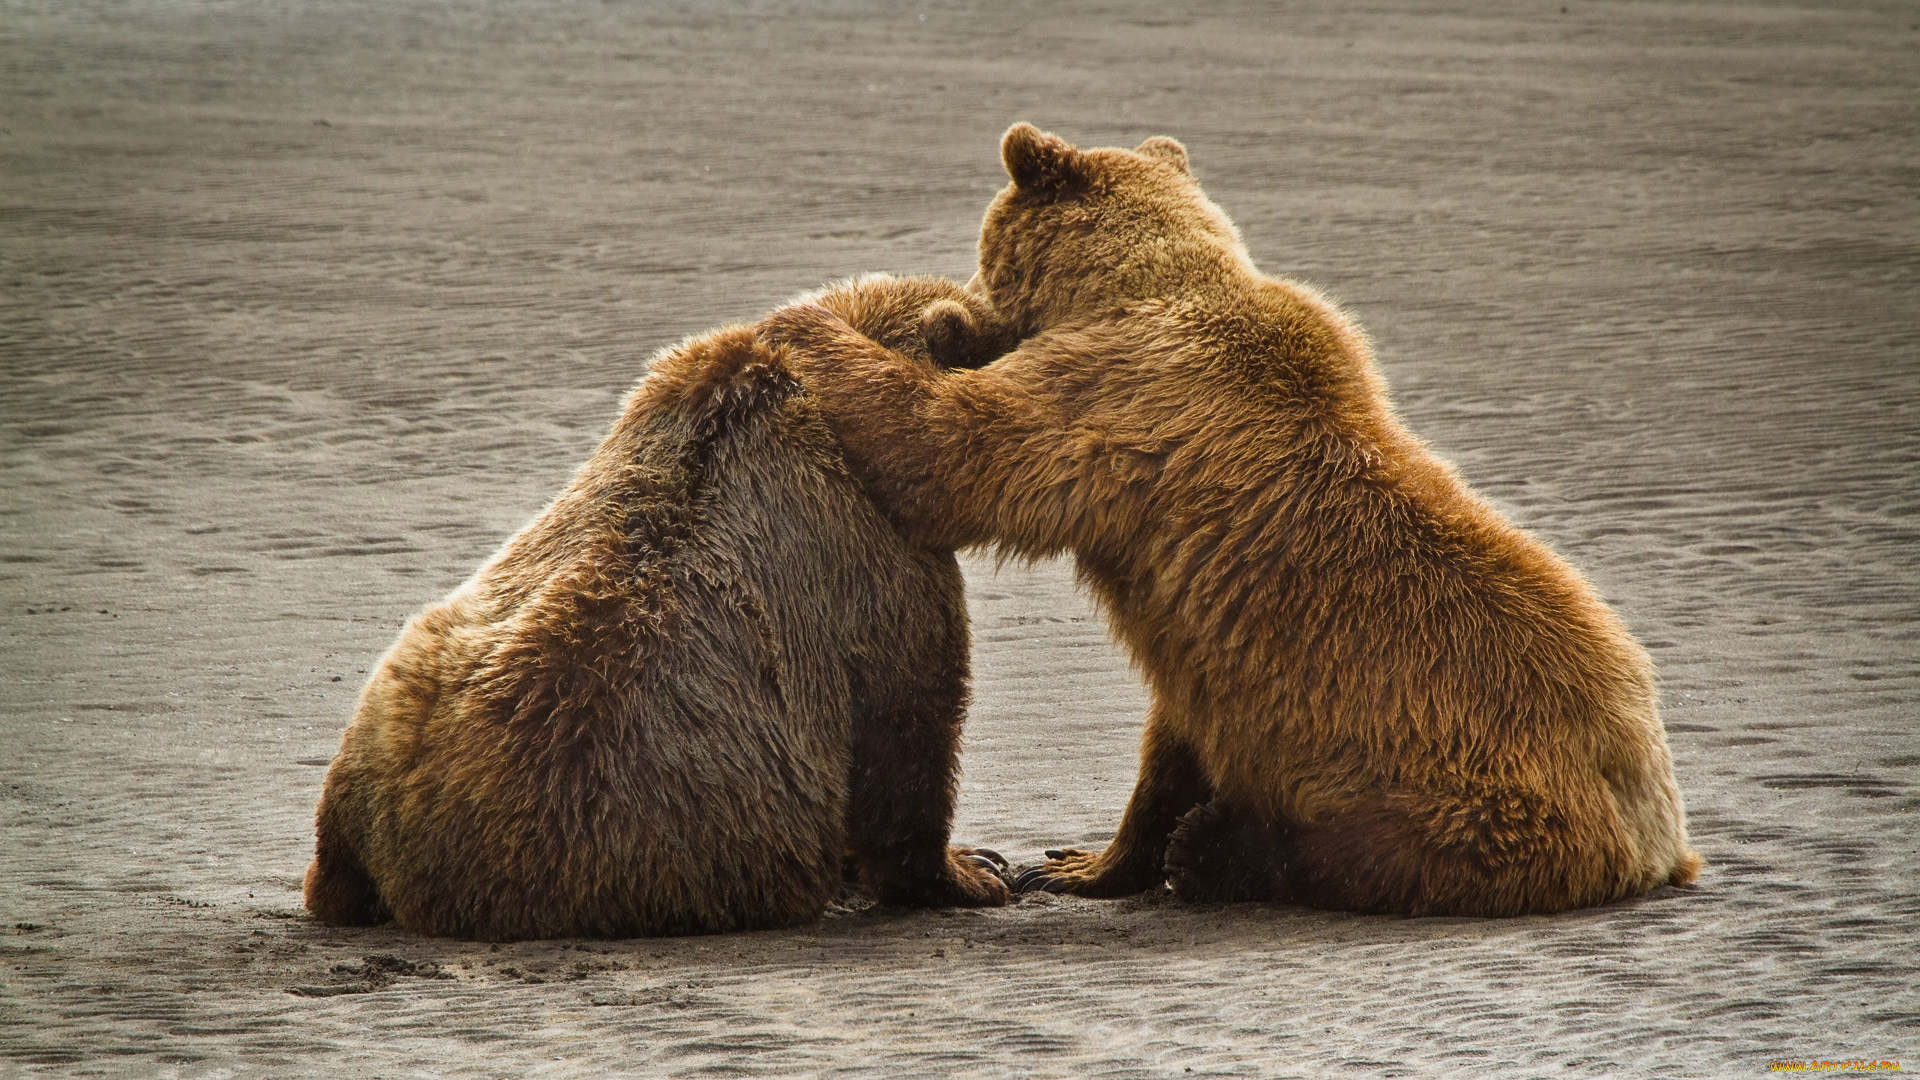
[974,123,1252,336]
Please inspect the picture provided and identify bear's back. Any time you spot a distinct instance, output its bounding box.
[330,327,955,940]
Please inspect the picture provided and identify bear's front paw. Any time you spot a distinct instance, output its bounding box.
[921,299,984,369]
[921,299,1018,369]
[943,846,1014,906]
[1012,846,1160,899]
[868,846,1012,908]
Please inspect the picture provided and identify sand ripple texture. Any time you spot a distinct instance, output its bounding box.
[2,1,1916,1077]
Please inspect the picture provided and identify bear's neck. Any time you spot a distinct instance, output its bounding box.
[1035,235,1263,331]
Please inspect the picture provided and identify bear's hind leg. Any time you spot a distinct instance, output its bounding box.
[1282,784,1629,917]
[1163,802,1293,904]
[303,814,389,926]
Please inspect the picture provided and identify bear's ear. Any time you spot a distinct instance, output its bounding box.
[1134,136,1190,174]
[1002,122,1084,195]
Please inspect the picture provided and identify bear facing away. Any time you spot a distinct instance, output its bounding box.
[304,275,1010,941]
[758,125,1701,917]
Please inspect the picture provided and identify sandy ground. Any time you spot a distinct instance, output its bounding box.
[3,1,1917,1076]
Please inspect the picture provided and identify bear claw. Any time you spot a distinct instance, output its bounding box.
[1014,868,1084,895]
[1013,866,1054,893]
[964,854,1007,882]
[966,848,1008,869]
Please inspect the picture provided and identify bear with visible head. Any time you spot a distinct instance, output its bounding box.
[304,275,1010,941]
[757,124,1701,917]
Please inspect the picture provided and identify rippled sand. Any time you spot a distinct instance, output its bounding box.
[2,2,1916,1076]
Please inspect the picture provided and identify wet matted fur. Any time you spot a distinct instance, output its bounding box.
[759,126,1701,918]
[305,276,1009,941]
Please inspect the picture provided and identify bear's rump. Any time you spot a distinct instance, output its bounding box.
[349,555,855,938]
[1281,771,1644,917]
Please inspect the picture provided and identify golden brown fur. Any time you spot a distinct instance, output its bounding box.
[758,125,1701,917]
[305,275,1009,941]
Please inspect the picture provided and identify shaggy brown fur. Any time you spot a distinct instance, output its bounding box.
[304,275,1010,941]
[758,125,1701,917]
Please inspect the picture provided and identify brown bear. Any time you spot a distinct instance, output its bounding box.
[304,275,1011,941]
[755,124,1702,917]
